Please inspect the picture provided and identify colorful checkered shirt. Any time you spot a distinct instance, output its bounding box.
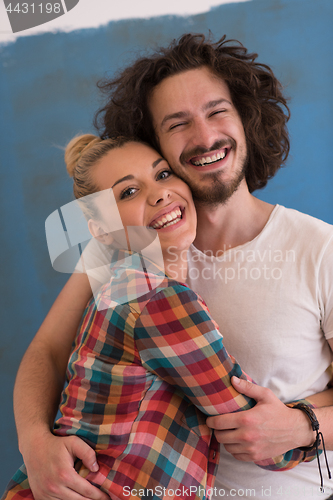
[3,252,319,500]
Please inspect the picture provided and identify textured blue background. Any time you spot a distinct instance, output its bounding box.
[1,0,332,490]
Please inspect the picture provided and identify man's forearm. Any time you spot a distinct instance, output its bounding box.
[14,338,67,456]
[306,369,333,449]
[313,404,333,450]
[206,378,333,463]
[13,273,93,457]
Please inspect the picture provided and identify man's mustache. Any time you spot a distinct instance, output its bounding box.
[180,139,236,165]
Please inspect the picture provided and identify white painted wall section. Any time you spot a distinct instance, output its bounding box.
[0,0,251,44]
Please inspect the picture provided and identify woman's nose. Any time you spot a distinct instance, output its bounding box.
[148,187,171,206]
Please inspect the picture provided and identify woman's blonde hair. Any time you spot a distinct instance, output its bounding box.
[65,134,136,198]
[65,133,135,220]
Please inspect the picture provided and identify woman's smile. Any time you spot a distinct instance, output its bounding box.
[90,141,197,256]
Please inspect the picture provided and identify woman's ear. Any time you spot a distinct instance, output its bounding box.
[88,219,114,245]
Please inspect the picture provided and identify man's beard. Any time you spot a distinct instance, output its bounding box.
[178,139,248,206]
[189,164,246,206]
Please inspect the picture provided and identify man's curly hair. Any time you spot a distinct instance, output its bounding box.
[95,33,290,193]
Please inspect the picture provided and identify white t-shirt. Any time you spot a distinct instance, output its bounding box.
[186,205,333,499]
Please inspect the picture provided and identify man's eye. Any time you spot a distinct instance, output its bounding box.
[157,169,172,180]
[120,187,137,199]
[169,122,185,130]
[210,109,226,117]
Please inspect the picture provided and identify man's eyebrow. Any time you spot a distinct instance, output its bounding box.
[160,111,189,129]
[160,99,232,129]
[111,174,134,188]
[203,98,232,111]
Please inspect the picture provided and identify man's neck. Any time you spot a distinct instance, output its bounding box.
[193,180,275,255]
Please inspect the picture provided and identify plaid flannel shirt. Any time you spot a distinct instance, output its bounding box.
[3,252,319,500]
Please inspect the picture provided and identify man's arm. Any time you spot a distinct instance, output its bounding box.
[14,272,109,500]
[206,343,333,463]
[135,284,320,471]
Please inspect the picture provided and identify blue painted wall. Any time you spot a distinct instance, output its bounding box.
[0,0,332,490]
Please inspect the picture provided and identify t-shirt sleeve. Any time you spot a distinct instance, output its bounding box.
[134,283,255,416]
[318,234,333,340]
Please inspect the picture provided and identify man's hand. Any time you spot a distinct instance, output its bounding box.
[206,377,315,462]
[23,432,109,500]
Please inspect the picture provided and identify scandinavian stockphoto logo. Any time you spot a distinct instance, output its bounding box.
[45,189,165,309]
[3,0,80,34]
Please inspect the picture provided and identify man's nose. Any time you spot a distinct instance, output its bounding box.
[189,119,219,150]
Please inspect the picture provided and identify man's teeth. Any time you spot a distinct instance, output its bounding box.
[152,208,182,229]
[192,150,226,166]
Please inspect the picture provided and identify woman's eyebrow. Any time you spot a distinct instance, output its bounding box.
[152,158,164,168]
[111,159,164,188]
[111,174,134,188]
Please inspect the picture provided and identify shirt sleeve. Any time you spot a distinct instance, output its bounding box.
[134,283,320,471]
[134,283,256,416]
[318,234,333,340]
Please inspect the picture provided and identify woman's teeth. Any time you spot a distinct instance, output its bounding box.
[152,208,182,229]
[192,150,227,166]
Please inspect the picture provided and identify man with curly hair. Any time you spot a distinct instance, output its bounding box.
[12,34,333,500]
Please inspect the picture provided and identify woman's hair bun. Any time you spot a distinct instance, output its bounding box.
[65,134,102,177]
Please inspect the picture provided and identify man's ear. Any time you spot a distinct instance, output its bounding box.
[88,219,114,245]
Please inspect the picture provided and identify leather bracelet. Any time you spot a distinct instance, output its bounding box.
[294,403,320,451]
[292,402,331,491]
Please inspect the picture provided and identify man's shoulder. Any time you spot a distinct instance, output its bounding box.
[278,205,332,226]
[275,205,333,238]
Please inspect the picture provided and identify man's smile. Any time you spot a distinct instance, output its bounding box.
[179,138,236,173]
[190,147,229,167]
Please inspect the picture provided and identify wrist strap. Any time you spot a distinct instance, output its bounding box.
[293,403,331,492]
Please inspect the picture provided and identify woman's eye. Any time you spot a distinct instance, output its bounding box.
[120,187,137,199]
[157,169,172,180]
